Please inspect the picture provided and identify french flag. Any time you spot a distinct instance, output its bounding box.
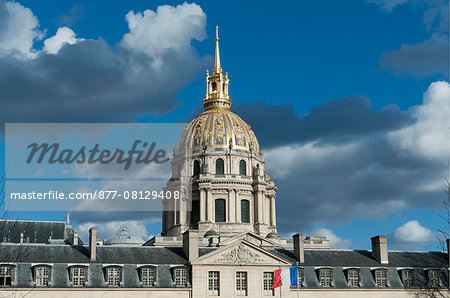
[272,266,298,289]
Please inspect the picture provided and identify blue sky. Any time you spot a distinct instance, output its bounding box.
[0,0,449,250]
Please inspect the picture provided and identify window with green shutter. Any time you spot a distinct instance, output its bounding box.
[215,199,226,222]
[241,200,249,223]
[239,160,246,175]
[216,158,224,174]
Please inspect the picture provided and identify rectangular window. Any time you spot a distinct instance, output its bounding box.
[236,271,247,296]
[208,271,220,296]
[241,200,250,223]
[142,267,156,287]
[319,268,332,287]
[0,266,12,287]
[263,272,274,296]
[71,267,86,287]
[174,268,187,287]
[347,269,359,287]
[428,270,440,288]
[298,268,304,287]
[374,269,387,287]
[35,266,51,286]
[107,267,121,287]
[402,269,413,287]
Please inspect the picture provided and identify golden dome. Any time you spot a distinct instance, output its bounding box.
[175,27,260,155]
[175,108,260,154]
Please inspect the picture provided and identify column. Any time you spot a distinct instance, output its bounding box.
[235,190,241,223]
[270,195,276,227]
[200,188,206,222]
[207,188,213,222]
[256,190,263,224]
[228,189,235,223]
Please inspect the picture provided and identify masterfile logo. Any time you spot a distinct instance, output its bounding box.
[5,123,191,212]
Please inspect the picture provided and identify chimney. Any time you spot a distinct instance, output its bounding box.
[183,230,199,262]
[89,227,97,261]
[73,232,79,245]
[293,233,304,263]
[371,235,388,264]
[20,232,24,244]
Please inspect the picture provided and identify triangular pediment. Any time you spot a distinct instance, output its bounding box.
[193,239,291,266]
[219,232,281,248]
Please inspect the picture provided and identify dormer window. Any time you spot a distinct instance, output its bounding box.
[141,267,156,287]
[401,269,413,287]
[346,269,360,287]
[0,265,13,287]
[173,267,187,287]
[318,268,332,287]
[34,266,51,287]
[373,269,388,287]
[70,266,87,287]
[105,267,121,287]
[428,270,440,288]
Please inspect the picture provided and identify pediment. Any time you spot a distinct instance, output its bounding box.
[219,232,281,248]
[193,240,291,266]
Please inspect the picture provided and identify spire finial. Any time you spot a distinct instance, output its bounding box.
[214,25,221,72]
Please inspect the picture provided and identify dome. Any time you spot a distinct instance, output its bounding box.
[104,228,144,246]
[266,232,281,239]
[175,109,260,155]
[174,27,261,156]
[204,230,220,237]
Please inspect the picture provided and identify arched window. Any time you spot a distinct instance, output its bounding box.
[191,200,200,224]
[241,200,250,223]
[215,199,226,222]
[193,160,200,176]
[212,82,217,92]
[239,160,246,176]
[216,158,224,175]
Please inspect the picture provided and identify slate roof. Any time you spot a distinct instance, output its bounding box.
[0,220,79,244]
[0,243,187,264]
[270,249,448,268]
[0,243,189,288]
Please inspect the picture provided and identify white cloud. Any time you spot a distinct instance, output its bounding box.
[0,2,208,123]
[43,26,83,54]
[121,2,206,68]
[388,81,450,161]
[76,218,160,243]
[312,227,352,249]
[393,220,434,243]
[264,142,358,179]
[0,0,43,58]
[366,0,409,12]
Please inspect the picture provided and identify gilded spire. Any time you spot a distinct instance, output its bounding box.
[203,25,231,111]
[213,26,221,73]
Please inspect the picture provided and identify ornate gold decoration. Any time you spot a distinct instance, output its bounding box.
[194,116,205,140]
[214,244,264,265]
[214,115,224,138]
[233,118,243,139]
